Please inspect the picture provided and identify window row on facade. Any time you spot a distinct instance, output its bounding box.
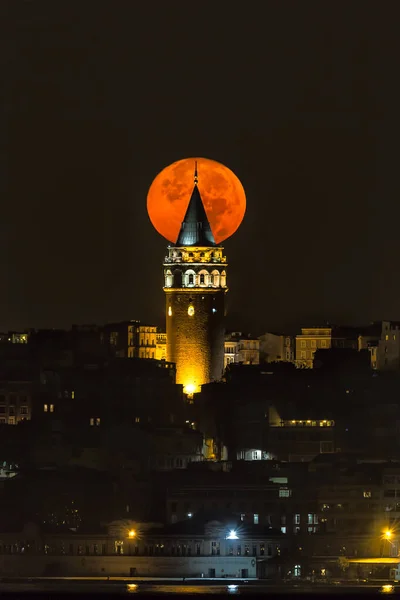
[165,270,226,288]
[0,540,280,558]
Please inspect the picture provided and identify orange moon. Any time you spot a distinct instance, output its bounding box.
[147,157,246,244]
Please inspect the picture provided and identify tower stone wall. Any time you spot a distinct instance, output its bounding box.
[163,245,227,394]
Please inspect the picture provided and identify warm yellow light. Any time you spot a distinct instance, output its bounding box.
[184,383,196,396]
[381,584,394,594]
[128,530,136,539]
[384,529,393,540]
[188,305,195,316]
[168,306,172,316]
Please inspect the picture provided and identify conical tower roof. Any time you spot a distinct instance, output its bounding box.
[176,163,216,247]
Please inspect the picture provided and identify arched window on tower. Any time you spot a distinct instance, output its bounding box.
[165,270,173,287]
[211,270,220,287]
[198,269,209,287]
[184,269,196,287]
[173,269,182,287]
[220,270,227,287]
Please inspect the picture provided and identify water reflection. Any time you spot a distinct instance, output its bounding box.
[126,585,234,594]
[380,585,394,594]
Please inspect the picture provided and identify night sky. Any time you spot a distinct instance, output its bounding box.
[2,2,399,334]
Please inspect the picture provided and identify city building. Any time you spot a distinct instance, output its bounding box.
[164,165,227,395]
[156,331,167,361]
[259,333,294,363]
[295,326,358,368]
[0,332,29,344]
[0,386,32,425]
[0,359,35,425]
[0,517,267,578]
[224,332,260,369]
[267,405,336,462]
[102,321,157,359]
[224,337,239,369]
[358,321,400,371]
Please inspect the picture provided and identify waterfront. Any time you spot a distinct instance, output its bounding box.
[0,579,398,595]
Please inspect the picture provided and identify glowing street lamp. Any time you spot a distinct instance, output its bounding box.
[128,530,136,539]
[383,529,393,540]
[226,529,239,540]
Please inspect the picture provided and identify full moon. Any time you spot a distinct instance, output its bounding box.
[147,157,246,244]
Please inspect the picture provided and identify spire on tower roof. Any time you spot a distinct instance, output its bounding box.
[176,161,216,247]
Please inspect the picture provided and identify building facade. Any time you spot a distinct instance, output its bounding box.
[259,333,294,364]
[0,519,262,578]
[156,332,167,361]
[358,321,400,371]
[164,166,227,395]
[295,327,358,368]
[103,321,157,359]
[224,333,260,370]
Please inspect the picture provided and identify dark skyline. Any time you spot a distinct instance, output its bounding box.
[2,1,399,334]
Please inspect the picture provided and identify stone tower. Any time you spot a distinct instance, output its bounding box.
[163,164,227,395]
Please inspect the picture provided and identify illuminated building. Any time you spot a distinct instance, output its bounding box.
[358,321,400,370]
[295,326,358,368]
[224,332,260,369]
[163,164,227,394]
[0,388,31,425]
[155,331,167,361]
[103,321,157,359]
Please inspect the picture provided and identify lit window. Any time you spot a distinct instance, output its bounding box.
[50,404,54,412]
[240,513,245,521]
[135,417,140,423]
[363,491,372,498]
[294,514,300,524]
[279,488,291,498]
[308,526,316,534]
[95,418,100,426]
[114,541,124,555]
[44,404,48,412]
[90,418,94,426]
[168,306,172,317]
[280,526,287,534]
[386,335,389,341]
[253,513,259,524]
[71,391,75,399]
[188,305,195,317]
